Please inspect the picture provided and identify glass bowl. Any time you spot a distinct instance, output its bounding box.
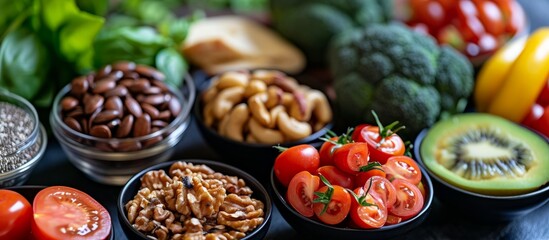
[50,75,195,186]
[0,90,47,187]
[117,159,272,240]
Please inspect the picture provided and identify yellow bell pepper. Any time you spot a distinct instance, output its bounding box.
[474,28,549,122]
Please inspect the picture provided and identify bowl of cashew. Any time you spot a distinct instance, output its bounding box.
[193,69,334,178]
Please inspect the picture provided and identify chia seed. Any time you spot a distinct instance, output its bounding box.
[0,102,40,173]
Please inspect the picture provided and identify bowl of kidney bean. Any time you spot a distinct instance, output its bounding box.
[50,61,195,185]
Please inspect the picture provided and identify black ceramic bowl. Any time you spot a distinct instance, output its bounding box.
[270,166,434,239]
[118,159,272,240]
[193,72,333,180]
[5,186,115,240]
[414,129,549,221]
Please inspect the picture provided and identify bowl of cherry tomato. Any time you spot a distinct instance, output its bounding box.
[269,119,434,239]
[0,186,113,240]
[397,0,528,65]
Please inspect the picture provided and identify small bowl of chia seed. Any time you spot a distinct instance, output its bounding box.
[0,89,47,187]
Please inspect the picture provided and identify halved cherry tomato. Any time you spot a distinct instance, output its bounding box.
[354,125,406,164]
[386,214,403,225]
[319,137,339,166]
[383,156,422,185]
[390,179,424,219]
[32,186,111,240]
[349,187,387,229]
[364,176,397,210]
[355,164,386,189]
[313,185,351,225]
[274,144,320,187]
[317,165,355,189]
[332,142,369,175]
[286,171,320,218]
[351,124,370,143]
[0,190,32,240]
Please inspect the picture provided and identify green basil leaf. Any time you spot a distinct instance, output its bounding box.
[0,29,50,100]
[0,0,33,39]
[59,12,104,70]
[155,47,187,87]
[157,18,190,45]
[39,0,79,31]
[75,0,109,16]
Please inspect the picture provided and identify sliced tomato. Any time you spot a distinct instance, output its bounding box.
[383,156,422,185]
[386,214,403,225]
[355,164,386,189]
[364,176,397,210]
[32,186,111,240]
[332,142,370,175]
[354,125,406,164]
[317,165,355,189]
[286,171,320,218]
[274,144,320,187]
[350,187,387,229]
[390,179,424,219]
[319,137,339,166]
[0,190,33,240]
[313,185,351,225]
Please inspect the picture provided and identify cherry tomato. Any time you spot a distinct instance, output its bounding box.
[286,171,320,218]
[319,137,339,166]
[531,105,549,138]
[494,0,525,35]
[456,0,485,43]
[364,176,397,210]
[522,103,544,127]
[473,0,505,35]
[350,124,369,143]
[349,187,387,229]
[389,179,424,219]
[32,186,111,240]
[411,0,447,32]
[317,165,355,189]
[355,166,386,189]
[0,190,32,240]
[386,214,403,225]
[354,125,406,164]
[332,142,369,175]
[274,144,320,187]
[313,185,351,225]
[536,78,549,106]
[383,156,422,185]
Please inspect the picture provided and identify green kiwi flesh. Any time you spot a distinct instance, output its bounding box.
[420,113,549,196]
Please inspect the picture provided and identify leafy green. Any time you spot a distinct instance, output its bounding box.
[75,0,109,16]
[155,47,187,87]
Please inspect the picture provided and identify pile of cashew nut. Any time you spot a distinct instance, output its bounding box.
[201,70,332,144]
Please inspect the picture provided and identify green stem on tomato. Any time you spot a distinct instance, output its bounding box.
[313,174,334,215]
[272,145,288,152]
[371,110,406,139]
[359,162,384,172]
[347,180,378,208]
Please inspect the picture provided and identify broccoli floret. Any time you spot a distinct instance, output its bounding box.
[435,46,474,116]
[329,23,474,139]
[370,76,441,140]
[271,0,392,65]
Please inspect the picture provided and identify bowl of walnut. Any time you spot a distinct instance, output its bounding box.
[193,69,333,179]
[117,159,272,240]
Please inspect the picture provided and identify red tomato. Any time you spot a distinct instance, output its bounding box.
[274,144,320,187]
[349,187,387,229]
[355,165,386,189]
[411,0,447,32]
[350,124,369,143]
[0,190,32,239]
[521,103,544,127]
[32,186,111,240]
[313,185,351,225]
[364,176,397,209]
[354,125,406,164]
[332,142,369,175]
[286,171,320,217]
[536,78,549,106]
[456,1,485,43]
[319,137,339,166]
[473,0,505,36]
[531,105,549,138]
[494,0,525,35]
[317,165,355,189]
[389,179,425,219]
[386,214,403,225]
[383,156,422,185]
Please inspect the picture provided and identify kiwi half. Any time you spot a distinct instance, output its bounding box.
[420,113,549,196]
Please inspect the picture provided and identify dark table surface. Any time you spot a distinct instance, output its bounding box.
[25,1,549,239]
